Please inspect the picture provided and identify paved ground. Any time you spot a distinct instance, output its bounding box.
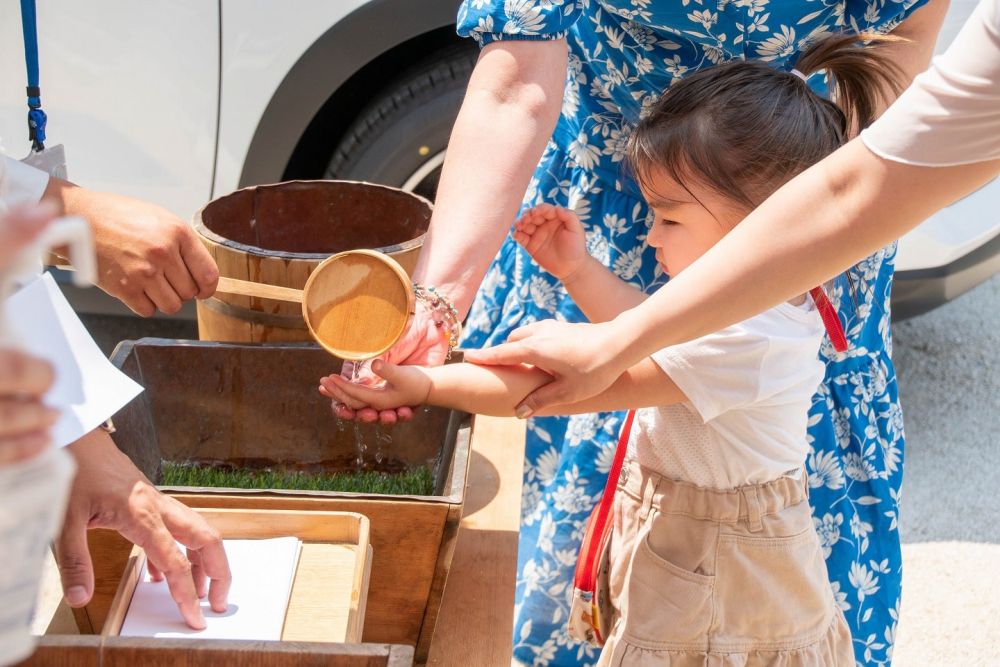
[892,273,1000,665]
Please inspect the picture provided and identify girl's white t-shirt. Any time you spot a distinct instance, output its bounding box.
[626,301,826,489]
[862,0,1000,166]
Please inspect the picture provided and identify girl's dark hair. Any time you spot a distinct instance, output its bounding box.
[626,33,905,212]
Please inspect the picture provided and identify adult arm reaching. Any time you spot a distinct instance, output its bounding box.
[332,38,568,423]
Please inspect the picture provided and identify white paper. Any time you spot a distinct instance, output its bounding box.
[5,273,143,448]
[120,537,302,640]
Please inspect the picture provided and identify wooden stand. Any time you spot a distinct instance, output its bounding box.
[102,509,372,643]
[94,339,474,660]
[21,636,413,667]
[21,417,526,667]
[426,416,527,666]
[19,510,403,667]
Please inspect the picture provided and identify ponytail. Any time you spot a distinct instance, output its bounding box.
[794,32,907,134]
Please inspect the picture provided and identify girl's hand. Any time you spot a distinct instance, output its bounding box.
[514,204,588,282]
[322,303,450,424]
[320,359,433,413]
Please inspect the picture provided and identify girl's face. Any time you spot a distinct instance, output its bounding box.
[641,167,747,278]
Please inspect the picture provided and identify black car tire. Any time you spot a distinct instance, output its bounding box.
[325,43,477,201]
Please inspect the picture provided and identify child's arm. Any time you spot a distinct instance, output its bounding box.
[320,357,685,418]
[516,204,647,322]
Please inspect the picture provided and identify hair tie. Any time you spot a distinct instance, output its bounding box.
[790,69,809,82]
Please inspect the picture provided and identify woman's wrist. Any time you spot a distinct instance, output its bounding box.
[412,283,462,359]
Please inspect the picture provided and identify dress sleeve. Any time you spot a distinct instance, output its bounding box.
[650,307,825,423]
[841,0,932,32]
[861,0,1000,166]
[457,0,585,47]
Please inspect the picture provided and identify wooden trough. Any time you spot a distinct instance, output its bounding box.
[76,339,473,663]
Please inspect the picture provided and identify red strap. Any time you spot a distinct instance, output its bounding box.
[574,410,635,591]
[808,286,848,353]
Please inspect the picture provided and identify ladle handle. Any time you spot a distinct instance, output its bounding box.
[215,276,304,303]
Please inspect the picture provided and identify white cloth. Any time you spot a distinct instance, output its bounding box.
[625,301,826,489]
[862,0,1000,166]
[0,155,49,213]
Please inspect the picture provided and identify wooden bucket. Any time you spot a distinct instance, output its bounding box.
[194,180,431,343]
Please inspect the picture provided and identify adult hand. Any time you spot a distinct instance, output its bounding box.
[464,319,627,418]
[52,181,219,316]
[0,347,57,465]
[0,204,59,465]
[57,429,231,630]
[324,304,450,424]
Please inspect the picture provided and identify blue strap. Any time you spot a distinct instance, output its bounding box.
[19,0,46,151]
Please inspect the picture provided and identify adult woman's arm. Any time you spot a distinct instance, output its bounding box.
[870,0,950,116]
[471,141,1000,416]
[335,38,567,422]
[411,39,568,317]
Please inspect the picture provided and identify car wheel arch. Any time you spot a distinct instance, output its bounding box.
[238,0,464,188]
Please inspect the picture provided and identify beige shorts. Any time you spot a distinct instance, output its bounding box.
[598,460,853,667]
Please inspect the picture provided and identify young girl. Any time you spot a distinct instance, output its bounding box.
[322,34,901,666]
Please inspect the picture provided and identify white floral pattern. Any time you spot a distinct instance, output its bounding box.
[457,1,926,665]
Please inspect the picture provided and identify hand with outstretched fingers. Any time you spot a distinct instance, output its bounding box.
[57,429,231,630]
[321,359,432,414]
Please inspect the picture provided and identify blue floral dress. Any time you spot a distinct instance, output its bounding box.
[457,2,926,665]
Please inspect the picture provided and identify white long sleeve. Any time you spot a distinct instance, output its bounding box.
[862,0,1000,166]
[0,155,49,212]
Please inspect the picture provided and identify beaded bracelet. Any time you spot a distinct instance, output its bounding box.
[412,283,462,359]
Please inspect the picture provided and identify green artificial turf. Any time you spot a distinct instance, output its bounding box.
[159,460,436,496]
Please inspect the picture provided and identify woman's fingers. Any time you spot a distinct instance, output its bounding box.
[0,348,55,396]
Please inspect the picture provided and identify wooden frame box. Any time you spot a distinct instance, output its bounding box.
[20,636,414,667]
[104,509,372,643]
[20,510,419,667]
[81,339,473,662]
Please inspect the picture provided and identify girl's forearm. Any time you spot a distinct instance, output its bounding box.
[562,256,648,322]
[426,358,685,417]
[411,40,567,316]
[425,362,552,416]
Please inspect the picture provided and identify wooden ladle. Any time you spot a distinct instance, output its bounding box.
[214,249,414,360]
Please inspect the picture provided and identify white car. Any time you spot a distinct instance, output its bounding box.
[1,0,996,320]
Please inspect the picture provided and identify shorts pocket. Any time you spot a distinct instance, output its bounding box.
[620,531,715,647]
[714,527,833,646]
